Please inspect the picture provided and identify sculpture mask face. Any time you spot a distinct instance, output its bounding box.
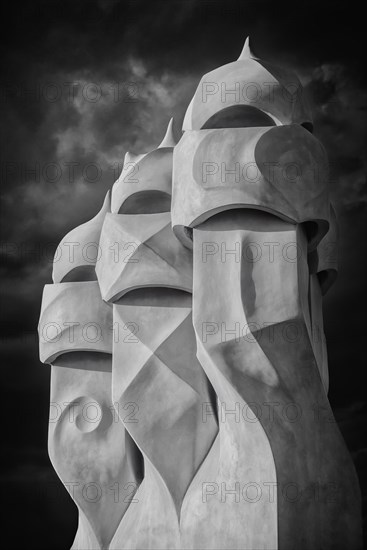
[182,38,313,132]
[172,125,330,252]
[97,121,192,302]
[39,190,143,549]
[168,39,360,550]
[93,123,218,549]
[39,281,142,549]
[96,211,193,302]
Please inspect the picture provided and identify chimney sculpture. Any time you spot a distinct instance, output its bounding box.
[38,38,362,550]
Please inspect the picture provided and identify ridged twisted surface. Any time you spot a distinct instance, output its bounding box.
[190,210,361,549]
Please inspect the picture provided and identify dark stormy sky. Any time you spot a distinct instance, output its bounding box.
[0,0,366,548]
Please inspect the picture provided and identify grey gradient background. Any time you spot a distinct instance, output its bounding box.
[0,0,366,547]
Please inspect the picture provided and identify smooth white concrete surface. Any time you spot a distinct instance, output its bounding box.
[39,282,112,363]
[191,211,361,549]
[171,126,330,251]
[182,37,313,131]
[109,298,218,549]
[96,212,193,302]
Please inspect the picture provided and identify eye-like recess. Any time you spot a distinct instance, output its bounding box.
[61,265,97,282]
[53,351,111,372]
[201,105,276,129]
[118,190,171,214]
[115,287,192,307]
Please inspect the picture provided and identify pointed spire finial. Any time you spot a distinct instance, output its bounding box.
[158,118,176,148]
[124,151,139,165]
[121,151,147,173]
[99,189,111,215]
[237,36,255,61]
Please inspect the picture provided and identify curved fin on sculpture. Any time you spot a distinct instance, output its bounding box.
[183,35,313,130]
[122,119,176,173]
[182,97,194,131]
[124,150,147,166]
[52,191,111,283]
[237,36,255,60]
[111,124,175,213]
[158,118,177,148]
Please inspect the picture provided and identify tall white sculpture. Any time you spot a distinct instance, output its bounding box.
[39,38,362,549]
[39,193,143,549]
